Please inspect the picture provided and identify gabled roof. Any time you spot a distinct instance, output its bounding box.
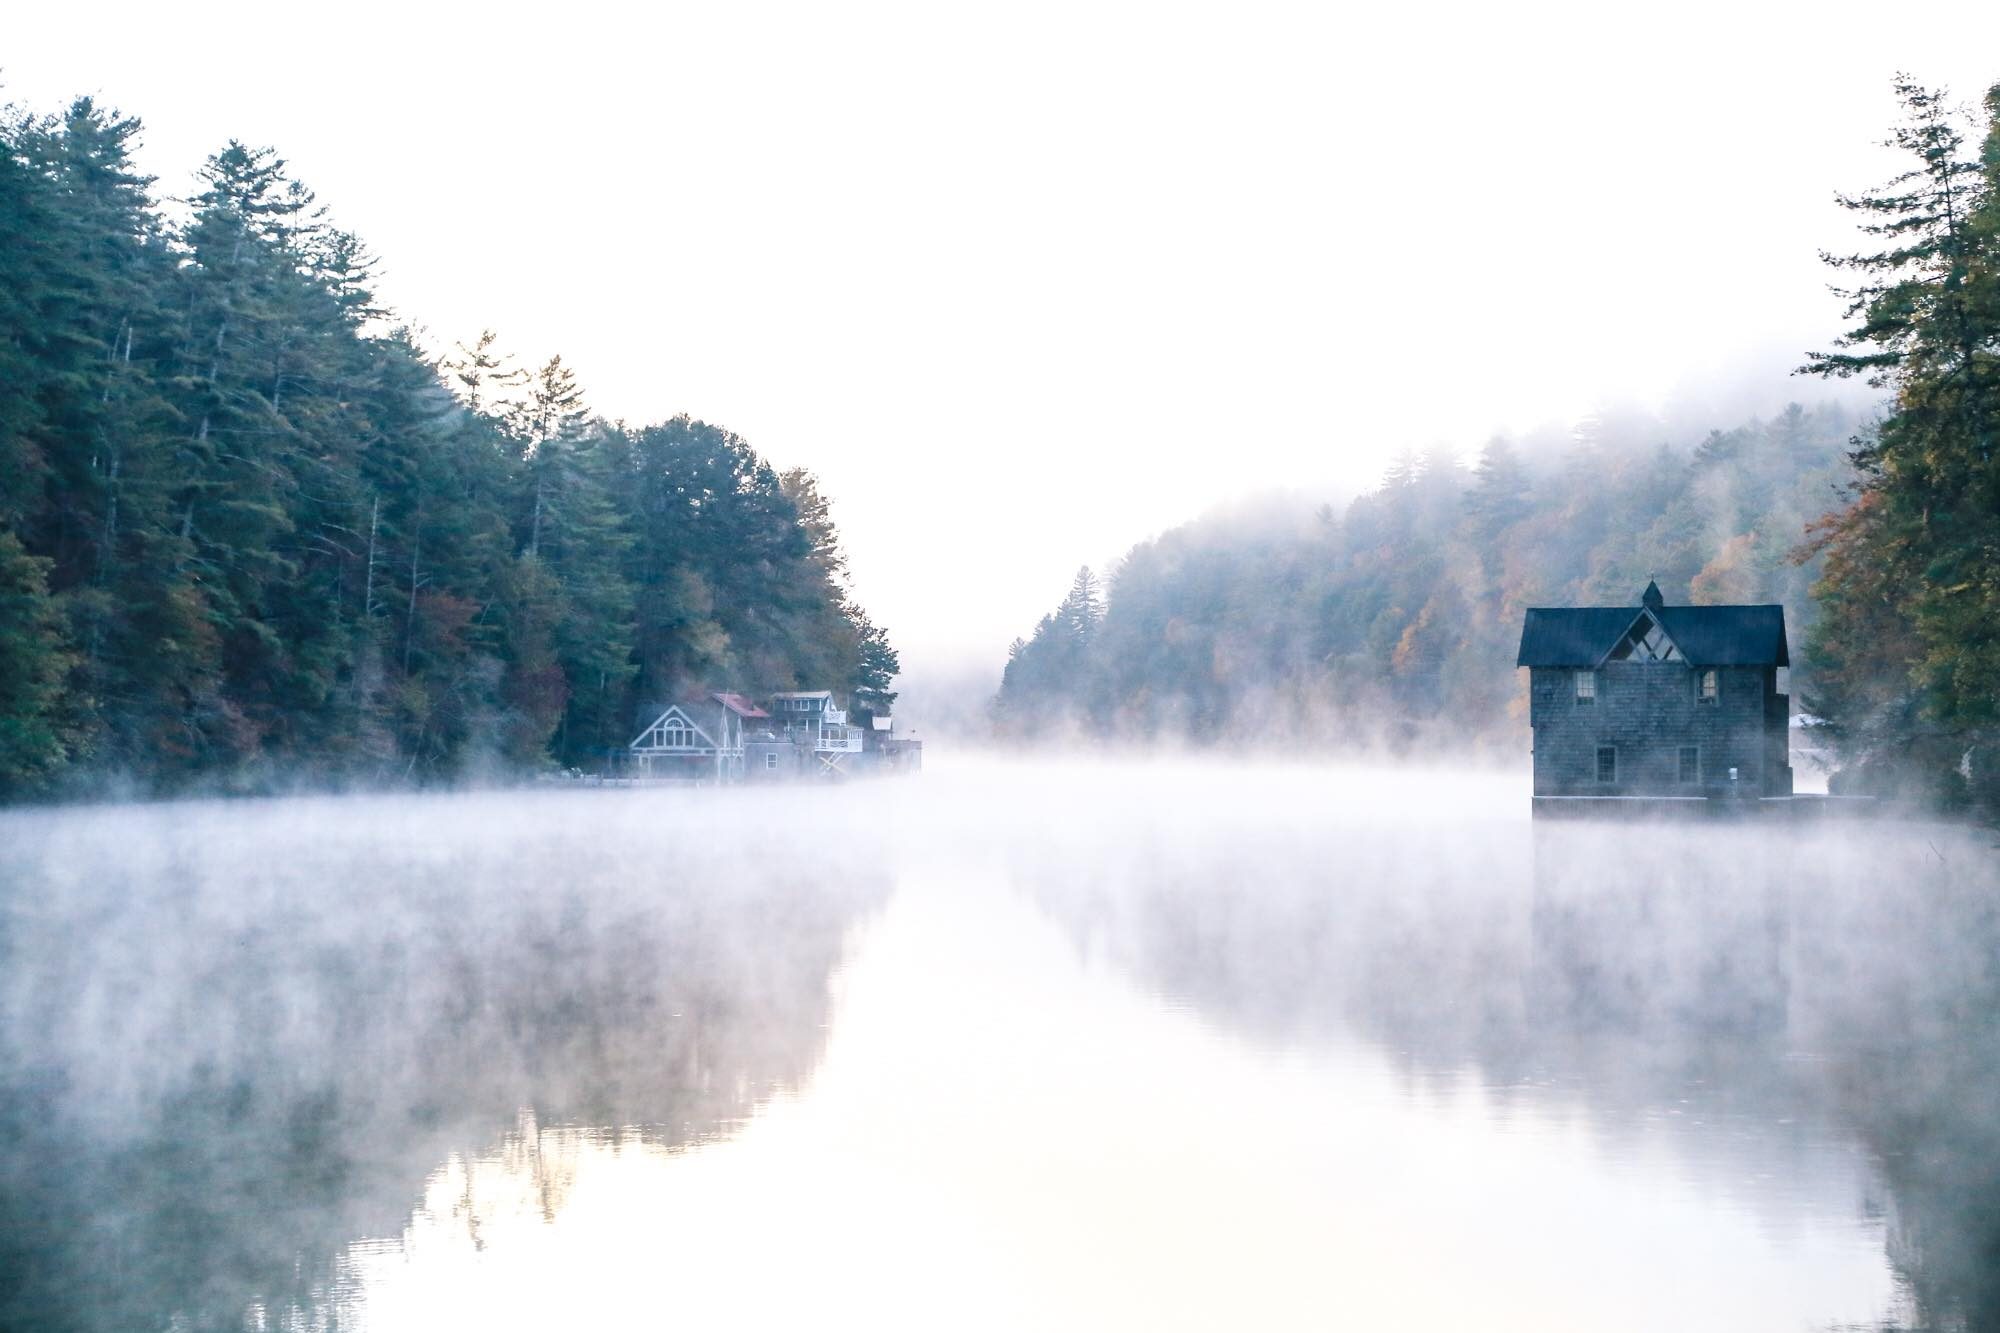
[1518,588,1788,667]
[1516,608,1634,667]
[630,705,720,751]
[713,691,769,718]
[769,690,833,701]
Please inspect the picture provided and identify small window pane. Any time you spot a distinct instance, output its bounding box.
[1596,747,1616,783]
[1575,671,1596,704]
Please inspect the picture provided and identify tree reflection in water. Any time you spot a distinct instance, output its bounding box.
[0,789,890,1332]
[3,766,1998,1332]
[1014,809,2000,1333]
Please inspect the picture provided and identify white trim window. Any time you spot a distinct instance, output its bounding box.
[1574,670,1597,705]
[765,752,779,770]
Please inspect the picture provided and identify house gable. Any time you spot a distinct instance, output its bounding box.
[1599,607,1684,665]
[630,705,720,754]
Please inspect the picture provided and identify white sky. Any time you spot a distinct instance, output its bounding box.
[6,1,1999,690]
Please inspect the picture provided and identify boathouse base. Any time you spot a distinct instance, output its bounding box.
[1531,794,1881,821]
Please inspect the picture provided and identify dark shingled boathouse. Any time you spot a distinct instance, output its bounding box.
[1518,582,1791,814]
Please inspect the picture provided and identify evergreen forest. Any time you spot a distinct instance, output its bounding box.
[997,77,2000,817]
[0,96,897,798]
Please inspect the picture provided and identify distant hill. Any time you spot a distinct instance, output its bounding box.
[993,400,1864,753]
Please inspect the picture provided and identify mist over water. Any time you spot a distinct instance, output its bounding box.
[3,759,1996,1331]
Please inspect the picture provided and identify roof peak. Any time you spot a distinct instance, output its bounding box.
[1641,580,1664,610]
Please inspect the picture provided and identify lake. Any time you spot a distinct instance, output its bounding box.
[2,757,1996,1331]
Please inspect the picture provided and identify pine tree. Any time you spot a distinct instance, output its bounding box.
[505,358,636,765]
[1057,567,1103,641]
[990,569,1107,736]
[852,619,901,714]
[442,329,527,416]
[7,100,196,780]
[1800,77,2000,808]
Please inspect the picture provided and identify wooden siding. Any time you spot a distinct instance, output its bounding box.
[1528,663,1790,798]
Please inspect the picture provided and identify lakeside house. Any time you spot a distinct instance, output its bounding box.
[628,690,921,785]
[1518,581,1791,814]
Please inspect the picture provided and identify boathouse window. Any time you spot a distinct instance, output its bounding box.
[1596,747,1617,784]
[1574,671,1596,705]
[1678,746,1699,783]
[1698,669,1718,702]
[765,752,778,770]
[1610,614,1682,662]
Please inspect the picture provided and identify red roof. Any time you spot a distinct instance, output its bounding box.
[712,692,770,718]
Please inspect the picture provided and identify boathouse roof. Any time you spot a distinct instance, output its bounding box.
[1516,582,1788,668]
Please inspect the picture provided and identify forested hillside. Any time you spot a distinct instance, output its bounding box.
[0,96,895,797]
[993,402,1861,751]
[1000,75,2000,816]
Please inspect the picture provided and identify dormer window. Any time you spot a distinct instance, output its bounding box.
[1697,669,1718,703]
[1574,671,1596,705]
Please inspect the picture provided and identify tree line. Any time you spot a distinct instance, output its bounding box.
[998,75,2000,816]
[0,95,897,798]
[994,402,1860,751]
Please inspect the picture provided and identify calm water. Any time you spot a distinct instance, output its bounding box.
[3,758,1998,1331]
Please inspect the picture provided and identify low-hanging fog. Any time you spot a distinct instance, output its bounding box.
[5,755,1996,1331]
